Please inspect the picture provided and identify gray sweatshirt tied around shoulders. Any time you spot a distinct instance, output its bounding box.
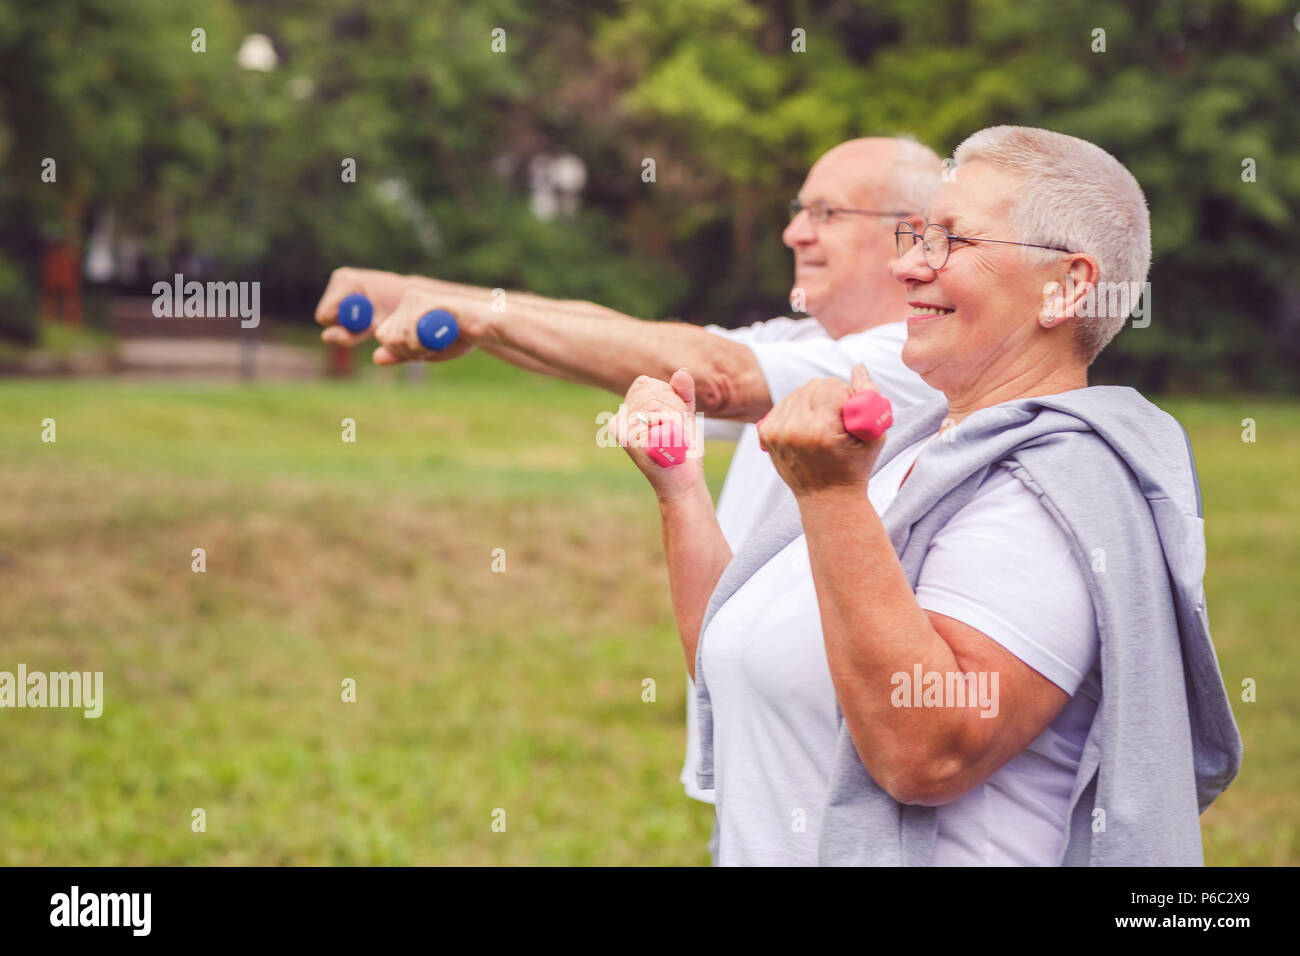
[694,385,1243,865]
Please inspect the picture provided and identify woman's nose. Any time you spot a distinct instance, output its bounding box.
[892,240,933,285]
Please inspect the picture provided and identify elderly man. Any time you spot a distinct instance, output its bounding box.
[316,137,943,857]
[618,125,1241,865]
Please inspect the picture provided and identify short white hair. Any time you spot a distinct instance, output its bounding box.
[952,126,1151,363]
[886,136,943,215]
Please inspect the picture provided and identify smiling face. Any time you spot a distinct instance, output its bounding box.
[782,140,918,338]
[891,161,1068,399]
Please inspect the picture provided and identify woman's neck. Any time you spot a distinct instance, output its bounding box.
[943,365,1088,428]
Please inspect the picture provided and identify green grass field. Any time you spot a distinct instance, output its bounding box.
[0,356,1296,865]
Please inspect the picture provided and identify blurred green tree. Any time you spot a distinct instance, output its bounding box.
[0,0,1295,390]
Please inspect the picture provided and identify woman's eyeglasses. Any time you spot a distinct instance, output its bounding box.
[895,222,1071,270]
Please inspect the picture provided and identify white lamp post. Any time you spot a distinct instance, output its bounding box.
[236,35,277,379]
[237,34,278,73]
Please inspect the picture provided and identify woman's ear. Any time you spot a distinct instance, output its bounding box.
[1040,254,1100,328]
[1039,279,1066,323]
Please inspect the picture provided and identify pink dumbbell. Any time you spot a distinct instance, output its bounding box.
[647,421,690,468]
[757,389,893,453]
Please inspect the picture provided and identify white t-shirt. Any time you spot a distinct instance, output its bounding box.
[700,433,1101,865]
[680,317,939,803]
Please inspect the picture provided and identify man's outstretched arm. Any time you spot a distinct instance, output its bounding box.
[480,298,775,419]
[315,267,773,420]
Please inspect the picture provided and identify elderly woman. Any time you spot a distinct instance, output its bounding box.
[618,126,1241,866]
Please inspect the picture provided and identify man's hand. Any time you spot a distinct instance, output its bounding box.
[314,267,414,346]
[370,288,494,365]
[315,267,491,352]
[759,363,888,496]
[615,369,706,502]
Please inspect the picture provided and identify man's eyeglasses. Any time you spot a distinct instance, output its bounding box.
[789,198,912,225]
[895,222,1072,271]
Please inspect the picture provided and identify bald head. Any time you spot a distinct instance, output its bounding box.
[784,137,942,337]
[815,137,903,182]
[805,138,943,214]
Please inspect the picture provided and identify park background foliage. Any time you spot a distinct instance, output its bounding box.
[0,1,1297,867]
[1,0,1298,390]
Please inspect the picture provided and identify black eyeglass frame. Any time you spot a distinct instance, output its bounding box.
[895,221,1073,270]
[789,198,913,224]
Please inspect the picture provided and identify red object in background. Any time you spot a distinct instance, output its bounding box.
[330,344,355,376]
[40,241,82,325]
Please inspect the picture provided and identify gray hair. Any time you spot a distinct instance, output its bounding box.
[886,136,943,215]
[952,126,1151,363]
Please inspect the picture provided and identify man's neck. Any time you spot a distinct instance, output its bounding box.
[819,307,907,340]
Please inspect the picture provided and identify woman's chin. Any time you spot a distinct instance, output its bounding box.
[901,339,936,372]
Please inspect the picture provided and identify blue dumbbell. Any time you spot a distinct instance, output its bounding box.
[337,293,373,333]
[336,294,459,351]
[416,309,459,351]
